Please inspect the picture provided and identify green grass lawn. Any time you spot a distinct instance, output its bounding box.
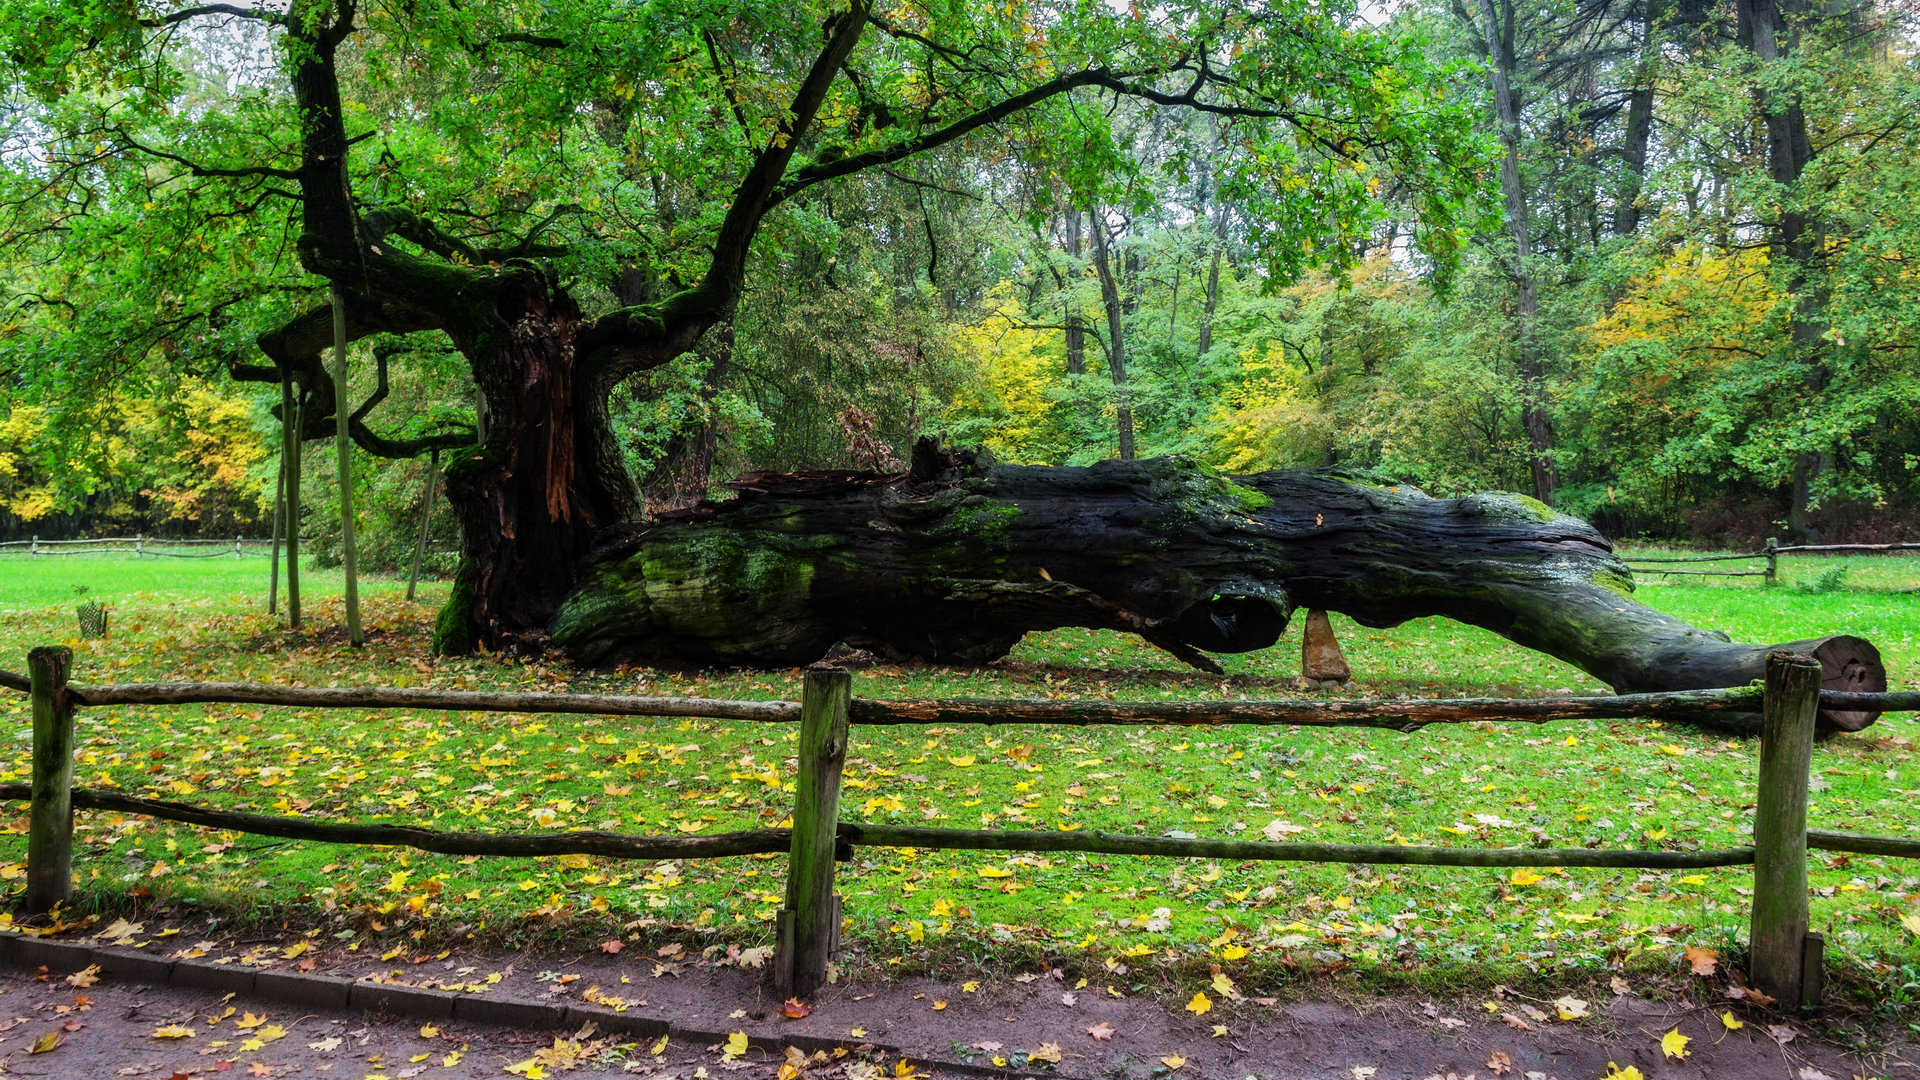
[0,549,1916,1007]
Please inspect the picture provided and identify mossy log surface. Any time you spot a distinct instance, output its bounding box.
[552,442,1885,734]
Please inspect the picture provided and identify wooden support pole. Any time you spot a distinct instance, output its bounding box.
[26,647,76,914]
[406,449,439,602]
[331,287,363,647]
[280,370,303,629]
[1765,537,1779,587]
[1749,650,1820,1007]
[268,451,285,614]
[776,666,852,999]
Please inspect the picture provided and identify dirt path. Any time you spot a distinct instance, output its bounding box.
[0,934,1912,1079]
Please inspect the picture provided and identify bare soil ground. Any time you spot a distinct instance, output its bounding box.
[0,936,1912,1080]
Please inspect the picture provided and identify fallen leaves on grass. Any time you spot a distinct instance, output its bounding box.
[1185,991,1211,1015]
[1684,944,1718,976]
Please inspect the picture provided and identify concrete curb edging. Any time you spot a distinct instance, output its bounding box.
[0,933,1054,1078]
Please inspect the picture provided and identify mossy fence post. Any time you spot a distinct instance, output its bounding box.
[26,646,76,914]
[775,666,851,999]
[1765,537,1779,586]
[1749,650,1822,1007]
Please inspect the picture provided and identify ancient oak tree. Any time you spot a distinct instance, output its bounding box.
[2,0,1481,649]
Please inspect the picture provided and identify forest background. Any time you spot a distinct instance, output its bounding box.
[3,0,1918,569]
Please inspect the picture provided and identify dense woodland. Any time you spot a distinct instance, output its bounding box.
[2,0,1917,570]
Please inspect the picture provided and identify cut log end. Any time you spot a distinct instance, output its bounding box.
[1811,635,1885,732]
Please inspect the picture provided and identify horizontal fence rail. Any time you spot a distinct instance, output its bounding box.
[1623,537,1917,585]
[59,681,800,723]
[5,647,1917,1007]
[849,687,1765,729]
[0,784,789,861]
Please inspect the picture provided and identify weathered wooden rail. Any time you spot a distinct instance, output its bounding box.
[4,647,1916,1008]
[1624,537,1919,584]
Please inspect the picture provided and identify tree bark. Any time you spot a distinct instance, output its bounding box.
[552,441,1886,734]
[1471,0,1557,504]
[1738,0,1828,542]
[641,322,733,514]
[1063,209,1087,376]
[1087,210,1138,460]
[1612,0,1663,236]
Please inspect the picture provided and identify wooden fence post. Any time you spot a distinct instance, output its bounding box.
[1750,650,1821,1008]
[1764,537,1779,587]
[26,646,76,914]
[775,666,852,999]
[29,536,37,559]
[135,533,144,559]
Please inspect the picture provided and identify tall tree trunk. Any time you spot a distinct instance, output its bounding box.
[1063,209,1087,376]
[1613,0,1663,236]
[330,286,364,647]
[1739,0,1826,541]
[550,442,1887,735]
[1087,212,1138,461]
[1196,245,1223,364]
[1475,0,1557,504]
[642,322,734,513]
[434,282,645,654]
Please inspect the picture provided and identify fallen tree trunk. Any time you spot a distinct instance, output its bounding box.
[552,442,1885,734]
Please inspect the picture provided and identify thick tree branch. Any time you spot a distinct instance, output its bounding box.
[147,4,286,26]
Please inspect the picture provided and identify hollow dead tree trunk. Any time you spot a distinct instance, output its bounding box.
[552,442,1885,735]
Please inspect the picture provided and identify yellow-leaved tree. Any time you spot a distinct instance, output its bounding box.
[942,282,1066,463]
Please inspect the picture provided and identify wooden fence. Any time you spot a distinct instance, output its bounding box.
[1625,538,1920,583]
[0,536,273,559]
[5,648,1918,1007]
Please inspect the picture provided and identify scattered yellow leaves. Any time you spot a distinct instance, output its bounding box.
[1185,991,1212,1015]
[1603,1064,1645,1080]
[1899,911,1920,937]
[1660,1028,1691,1060]
[234,1012,267,1030]
[1030,1043,1063,1065]
[1509,868,1544,887]
[1721,1011,1744,1031]
[152,1025,196,1040]
[722,1031,749,1061]
[1161,1054,1186,1070]
[1552,996,1589,1021]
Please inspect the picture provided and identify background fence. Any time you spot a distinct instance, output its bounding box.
[0,536,275,559]
[1625,538,1920,583]
[5,648,1917,1007]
